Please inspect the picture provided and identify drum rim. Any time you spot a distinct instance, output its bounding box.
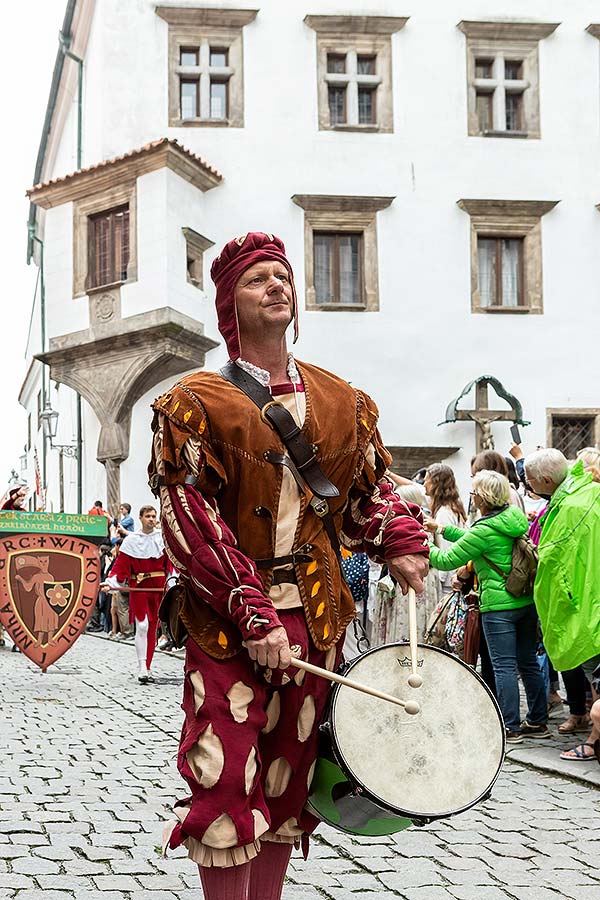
[329,642,506,821]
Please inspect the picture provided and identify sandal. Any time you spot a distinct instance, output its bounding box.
[558,714,591,734]
[560,742,595,761]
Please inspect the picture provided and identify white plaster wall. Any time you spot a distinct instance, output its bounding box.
[43,203,89,340]
[26,0,600,509]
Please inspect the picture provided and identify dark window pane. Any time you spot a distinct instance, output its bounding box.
[210,80,227,119]
[552,418,594,458]
[357,55,376,75]
[180,79,199,118]
[314,235,334,304]
[328,86,346,125]
[210,47,228,67]
[327,53,346,74]
[180,47,198,66]
[505,93,522,131]
[477,238,497,307]
[338,235,361,304]
[358,87,375,124]
[505,60,523,80]
[475,58,493,78]
[476,91,493,132]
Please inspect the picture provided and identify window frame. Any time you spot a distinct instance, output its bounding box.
[157,7,258,128]
[458,198,558,315]
[292,193,394,312]
[458,20,560,140]
[547,409,600,458]
[182,227,214,291]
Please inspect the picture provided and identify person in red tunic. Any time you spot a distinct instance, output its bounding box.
[101,505,168,683]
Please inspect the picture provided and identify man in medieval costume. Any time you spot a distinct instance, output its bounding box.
[101,505,168,683]
[149,232,429,900]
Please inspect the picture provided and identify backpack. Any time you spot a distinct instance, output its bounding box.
[483,535,538,598]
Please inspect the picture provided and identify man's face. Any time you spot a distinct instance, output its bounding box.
[524,469,556,497]
[119,505,128,516]
[234,260,293,341]
[140,510,157,531]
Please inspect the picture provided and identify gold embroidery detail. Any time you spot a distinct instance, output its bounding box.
[361,418,369,428]
[161,394,171,406]
[306,561,317,576]
[173,401,180,413]
[310,581,321,599]
[217,631,228,648]
[234,234,248,246]
[315,601,325,618]
[198,419,206,435]
[183,410,193,423]
[323,623,330,640]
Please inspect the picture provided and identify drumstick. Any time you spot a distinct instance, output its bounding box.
[407,587,423,689]
[290,656,420,715]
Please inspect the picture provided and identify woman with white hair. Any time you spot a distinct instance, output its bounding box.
[426,470,549,744]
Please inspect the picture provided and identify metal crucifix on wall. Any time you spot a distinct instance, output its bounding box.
[440,375,529,453]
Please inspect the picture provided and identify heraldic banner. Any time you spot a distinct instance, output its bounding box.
[0,512,107,671]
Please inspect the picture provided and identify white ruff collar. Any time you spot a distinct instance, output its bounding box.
[120,530,165,559]
[236,354,300,389]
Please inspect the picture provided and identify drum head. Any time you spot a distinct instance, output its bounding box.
[331,643,505,820]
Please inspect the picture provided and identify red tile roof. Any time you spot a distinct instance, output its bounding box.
[27,138,222,194]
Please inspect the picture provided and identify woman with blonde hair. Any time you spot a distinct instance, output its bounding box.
[427,470,549,744]
[424,464,467,595]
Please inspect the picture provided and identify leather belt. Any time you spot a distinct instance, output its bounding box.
[254,545,314,570]
[149,473,198,493]
[271,569,298,586]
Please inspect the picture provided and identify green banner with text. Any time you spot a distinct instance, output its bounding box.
[0,511,108,538]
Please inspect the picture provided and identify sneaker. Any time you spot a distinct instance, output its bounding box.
[505,730,523,744]
[521,721,552,739]
[138,674,149,684]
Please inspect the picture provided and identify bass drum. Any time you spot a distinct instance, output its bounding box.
[307,643,505,836]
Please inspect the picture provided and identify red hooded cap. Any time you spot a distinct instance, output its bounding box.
[210,232,299,360]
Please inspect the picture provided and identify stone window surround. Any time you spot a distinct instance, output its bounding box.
[457,199,558,315]
[182,226,214,290]
[458,20,559,139]
[156,7,258,128]
[73,182,138,299]
[292,194,394,311]
[546,407,600,451]
[304,15,408,134]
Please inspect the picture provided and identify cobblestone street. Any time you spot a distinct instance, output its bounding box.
[2,635,600,900]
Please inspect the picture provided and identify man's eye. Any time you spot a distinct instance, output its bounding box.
[277,274,289,283]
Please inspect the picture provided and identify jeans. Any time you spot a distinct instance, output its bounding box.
[482,604,548,733]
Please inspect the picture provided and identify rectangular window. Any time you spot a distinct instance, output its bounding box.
[476,91,493,131]
[477,237,523,308]
[209,47,228,67]
[314,233,362,306]
[475,58,493,78]
[210,80,228,119]
[328,86,346,125]
[180,47,199,66]
[357,55,376,75]
[180,79,199,118]
[89,205,130,289]
[504,60,523,80]
[358,87,376,124]
[551,417,594,458]
[505,92,523,131]
[327,53,346,74]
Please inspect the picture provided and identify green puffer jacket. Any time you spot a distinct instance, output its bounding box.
[429,505,532,613]
[535,460,600,671]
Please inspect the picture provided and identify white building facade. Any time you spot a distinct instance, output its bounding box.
[22,0,600,516]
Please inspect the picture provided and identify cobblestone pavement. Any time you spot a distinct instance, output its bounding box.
[1,635,600,900]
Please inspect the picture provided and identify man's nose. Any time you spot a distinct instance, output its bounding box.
[266,275,284,292]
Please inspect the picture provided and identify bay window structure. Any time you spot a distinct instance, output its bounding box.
[458,199,558,314]
[458,20,559,138]
[156,6,258,127]
[292,194,394,311]
[304,15,408,133]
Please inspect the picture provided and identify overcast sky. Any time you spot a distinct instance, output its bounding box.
[0,1,66,487]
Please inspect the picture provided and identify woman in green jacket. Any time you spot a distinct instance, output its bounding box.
[427,470,549,744]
